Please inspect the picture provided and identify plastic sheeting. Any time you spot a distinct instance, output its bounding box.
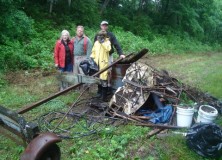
[186,123,222,158]
[79,58,98,76]
[138,105,173,124]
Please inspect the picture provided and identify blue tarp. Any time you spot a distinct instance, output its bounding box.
[138,93,173,123]
[138,105,173,123]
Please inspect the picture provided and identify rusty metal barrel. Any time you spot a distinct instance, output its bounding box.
[111,63,131,90]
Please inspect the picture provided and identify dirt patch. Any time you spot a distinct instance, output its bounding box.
[5,70,57,85]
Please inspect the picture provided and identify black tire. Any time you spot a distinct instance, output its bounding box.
[37,144,61,160]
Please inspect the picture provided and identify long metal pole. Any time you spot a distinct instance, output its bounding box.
[18,54,132,114]
[135,123,185,129]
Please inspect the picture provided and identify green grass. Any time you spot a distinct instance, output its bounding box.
[143,52,222,100]
[0,53,221,160]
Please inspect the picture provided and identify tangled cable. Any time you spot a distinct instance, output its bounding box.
[37,96,124,139]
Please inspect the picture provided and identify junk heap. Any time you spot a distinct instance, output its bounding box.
[37,48,221,137]
[35,48,222,158]
[108,60,222,126]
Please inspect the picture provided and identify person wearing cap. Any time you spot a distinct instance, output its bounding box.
[94,21,125,94]
[94,21,125,58]
[91,30,111,101]
[54,30,74,91]
[72,25,93,75]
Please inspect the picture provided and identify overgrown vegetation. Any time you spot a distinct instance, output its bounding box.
[0,1,221,159]
[0,0,222,71]
[0,53,221,160]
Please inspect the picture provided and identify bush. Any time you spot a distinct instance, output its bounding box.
[0,10,34,44]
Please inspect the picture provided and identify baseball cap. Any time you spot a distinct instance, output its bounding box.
[100,21,108,25]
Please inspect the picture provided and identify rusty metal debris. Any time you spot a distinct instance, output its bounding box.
[108,60,221,132]
[0,105,62,160]
[109,62,182,116]
[1,48,222,159]
[1,53,135,159]
[20,132,61,160]
[17,53,133,114]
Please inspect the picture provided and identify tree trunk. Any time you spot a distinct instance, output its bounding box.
[49,0,54,13]
[100,0,110,14]
[68,0,71,7]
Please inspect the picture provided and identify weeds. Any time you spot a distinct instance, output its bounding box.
[0,54,221,159]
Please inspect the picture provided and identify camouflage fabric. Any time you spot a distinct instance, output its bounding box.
[109,61,183,115]
[109,62,154,115]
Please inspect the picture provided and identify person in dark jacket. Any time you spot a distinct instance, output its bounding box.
[94,21,125,96]
[94,21,125,58]
[54,30,74,91]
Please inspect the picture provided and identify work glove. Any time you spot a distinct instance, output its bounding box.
[99,39,105,43]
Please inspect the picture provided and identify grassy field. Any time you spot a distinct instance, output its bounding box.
[0,52,221,160]
[144,52,222,100]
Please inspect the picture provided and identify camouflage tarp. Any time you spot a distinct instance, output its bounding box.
[109,61,183,115]
[109,62,155,115]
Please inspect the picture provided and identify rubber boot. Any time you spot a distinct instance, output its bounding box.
[96,85,102,98]
[107,86,113,95]
[101,87,108,102]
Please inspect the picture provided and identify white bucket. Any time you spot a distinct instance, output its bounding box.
[197,105,218,123]
[176,106,194,127]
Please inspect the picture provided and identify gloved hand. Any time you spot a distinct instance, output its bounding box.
[97,35,105,43]
[99,39,105,43]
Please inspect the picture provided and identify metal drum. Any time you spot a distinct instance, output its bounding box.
[111,63,131,90]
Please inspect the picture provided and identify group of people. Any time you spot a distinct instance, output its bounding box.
[54,21,125,101]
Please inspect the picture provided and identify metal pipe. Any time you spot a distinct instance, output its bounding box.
[18,53,133,114]
[136,123,185,129]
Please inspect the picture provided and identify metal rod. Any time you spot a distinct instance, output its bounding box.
[18,53,132,114]
[147,128,164,138]
[135,123,185,129]
[52,85,89,132]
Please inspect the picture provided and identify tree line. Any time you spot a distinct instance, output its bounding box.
[1,0,222,44]
[0,0,221,70]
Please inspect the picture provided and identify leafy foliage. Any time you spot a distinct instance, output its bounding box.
[0,0,222,71]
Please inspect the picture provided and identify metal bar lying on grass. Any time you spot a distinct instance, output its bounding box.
[135,123,185,129]
[147,128,164,138]
[111,112,138,122]
[52,85,90,132]
[18,53,133,114]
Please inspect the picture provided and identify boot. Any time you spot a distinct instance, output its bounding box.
[101,87,108,102]
[107,86,113,95]
[96,85,102,98]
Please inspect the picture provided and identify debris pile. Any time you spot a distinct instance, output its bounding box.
[108,62,181,126]
[108,61,221,127]
[1,49,221,159]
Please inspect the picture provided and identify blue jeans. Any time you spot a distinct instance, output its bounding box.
[59,63,73,72]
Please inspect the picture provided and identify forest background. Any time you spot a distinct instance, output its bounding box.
[1,1,222,159]
[0,0,222,71]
